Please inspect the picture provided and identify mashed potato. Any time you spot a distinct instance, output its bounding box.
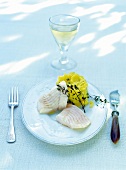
[56,72,89,107]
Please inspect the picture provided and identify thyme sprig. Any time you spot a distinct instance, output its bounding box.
[57,84,68,95]
[57,83,108,113]
[67,84,88,113]
[89,95,108,107]
[67,84,86,112]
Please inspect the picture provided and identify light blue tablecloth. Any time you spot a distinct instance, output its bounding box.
[0,0,126,169]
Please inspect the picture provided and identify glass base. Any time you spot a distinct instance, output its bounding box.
[51,58,77,70]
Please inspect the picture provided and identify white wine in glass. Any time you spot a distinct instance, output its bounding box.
[49,14,80,70]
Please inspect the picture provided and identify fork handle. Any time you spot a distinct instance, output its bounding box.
[7,106,16,143]
[111,111,120,144]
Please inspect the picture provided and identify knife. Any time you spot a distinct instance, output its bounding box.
[109,90,120,144]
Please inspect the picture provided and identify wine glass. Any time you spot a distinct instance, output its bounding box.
[49,14,80,70]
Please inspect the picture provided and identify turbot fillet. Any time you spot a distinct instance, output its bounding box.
[56,104,91,129]
[37,81,68,114]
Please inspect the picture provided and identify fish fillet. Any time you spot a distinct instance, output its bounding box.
[37,81,68,114]
[56,104,91,129]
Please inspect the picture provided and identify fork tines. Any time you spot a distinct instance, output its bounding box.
[9,87,19,105]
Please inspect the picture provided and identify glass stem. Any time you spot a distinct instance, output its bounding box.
[59,46,69,64]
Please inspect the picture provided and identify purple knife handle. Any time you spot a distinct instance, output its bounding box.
[111,111,120,144]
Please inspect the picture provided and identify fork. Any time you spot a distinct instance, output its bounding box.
[7,87,19,143]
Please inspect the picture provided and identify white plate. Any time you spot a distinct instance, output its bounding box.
[22,78,107,145]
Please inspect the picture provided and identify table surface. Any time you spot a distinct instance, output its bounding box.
[0,0,126,169]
